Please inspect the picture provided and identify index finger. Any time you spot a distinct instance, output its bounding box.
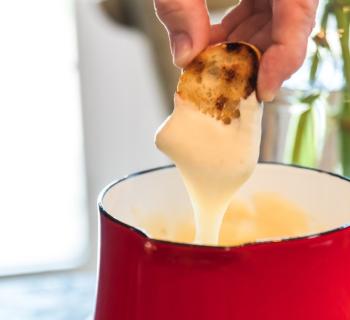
[154,0,210,67]
[258,0,319,101]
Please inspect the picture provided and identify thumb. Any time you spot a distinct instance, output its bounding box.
[154,0,210,67]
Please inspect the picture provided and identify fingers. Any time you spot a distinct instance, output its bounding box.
[154,0,210,67]
[154,0,318,102]
[258,0,319,101]
[221,0,254,34]
[248,22,272,51]
[209,24,227,45]
[227,12,271,43]
[209,0,257,45]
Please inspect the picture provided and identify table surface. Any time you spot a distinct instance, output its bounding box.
[0,272,96,320]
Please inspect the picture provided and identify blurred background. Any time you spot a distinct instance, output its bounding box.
[0,0,349,319]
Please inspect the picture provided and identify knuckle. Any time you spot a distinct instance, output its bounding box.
[296,0,317,13]
[290,49,306,70]
[296,0,320,29]
[155,0,203,18]
[154,0,184,18]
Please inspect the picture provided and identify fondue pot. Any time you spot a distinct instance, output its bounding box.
[95,163,350,320]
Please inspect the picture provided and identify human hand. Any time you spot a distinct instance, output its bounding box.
[154,0,319,101]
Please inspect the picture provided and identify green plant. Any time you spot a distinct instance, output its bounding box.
[291,0,350,176]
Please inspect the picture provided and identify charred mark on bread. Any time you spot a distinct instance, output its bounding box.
[177,42,260,124]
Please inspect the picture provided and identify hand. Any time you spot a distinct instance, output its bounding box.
[154,0,319,101]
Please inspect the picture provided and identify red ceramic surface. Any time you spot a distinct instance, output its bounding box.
[94,164,350,320]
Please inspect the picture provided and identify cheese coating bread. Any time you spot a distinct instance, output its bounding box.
[177,42,261,124]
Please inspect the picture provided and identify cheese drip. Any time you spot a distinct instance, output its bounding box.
[155,93,262,245]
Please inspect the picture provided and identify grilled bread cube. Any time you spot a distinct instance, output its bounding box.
[177,42,261,124]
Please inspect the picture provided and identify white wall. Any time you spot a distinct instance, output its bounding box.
[76,0,169,270]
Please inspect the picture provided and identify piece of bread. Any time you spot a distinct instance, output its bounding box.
[177,42,261,124]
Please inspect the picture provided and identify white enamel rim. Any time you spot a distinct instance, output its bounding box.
[98,163,350,249]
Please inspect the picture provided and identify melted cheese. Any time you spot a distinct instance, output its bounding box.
[155,93,262,245]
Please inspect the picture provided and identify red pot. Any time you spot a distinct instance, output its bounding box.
[95,163,350,320]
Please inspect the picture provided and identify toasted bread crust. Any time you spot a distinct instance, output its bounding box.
[177,42,260,124]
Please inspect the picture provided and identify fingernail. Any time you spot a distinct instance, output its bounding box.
[171,32,192,67]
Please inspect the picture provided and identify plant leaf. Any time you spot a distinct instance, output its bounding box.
[309,50,320,83]
[321,3,330,30]
[300,93,321,105]
[291,109,318,167]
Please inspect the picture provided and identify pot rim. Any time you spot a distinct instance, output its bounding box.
[98,162,350,250]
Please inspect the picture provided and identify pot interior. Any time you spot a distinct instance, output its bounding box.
[101,164,350,246]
